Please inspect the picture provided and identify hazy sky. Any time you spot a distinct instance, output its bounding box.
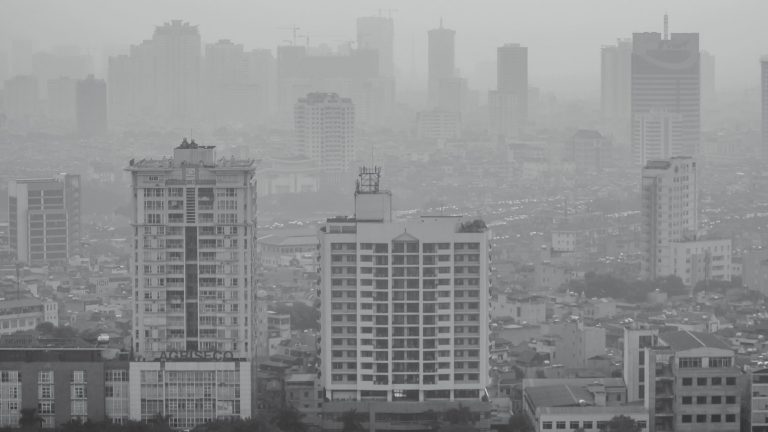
[2,0,767,97]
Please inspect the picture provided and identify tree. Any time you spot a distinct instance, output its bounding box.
[270,406,307,432]
[340,409,365,432]
[600,415,641,432]
[18,408,43,431]
[506,412,532,432]
[444,404,473,425]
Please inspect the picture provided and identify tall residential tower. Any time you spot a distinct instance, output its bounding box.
[318,168,492,431]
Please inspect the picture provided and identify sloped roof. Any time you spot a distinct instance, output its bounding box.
[660,330,732,351]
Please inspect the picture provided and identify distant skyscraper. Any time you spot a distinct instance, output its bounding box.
[601,39,632,144]
[46,76,77,132]
[294,93,355,176]
[318,168,491,427]
[357,15,394,77]
[3,75,39,123]
[76,75,107,136]
[9,174,81,265]
[489,43,528,139]
[152,20,201,123]
[428,22,456,107]
[762,57,768,160]
[631,27,700,166]
[126,140,257,360]
[640,157,698,279]
[203,39,255,125]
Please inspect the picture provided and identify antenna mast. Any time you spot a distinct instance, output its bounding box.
[663,13,669,40]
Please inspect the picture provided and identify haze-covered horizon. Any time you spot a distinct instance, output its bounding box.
[2,0,767,98]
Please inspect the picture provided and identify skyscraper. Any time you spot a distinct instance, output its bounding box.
[46,76,77,132]
[203,39,255,126]
[427,22,455,108]
[75,75,107,136]
[761,57,768,160]
[127,139,257,359]
[318,168,491,429]
[152,20,201,124]
[357,15,394,77]
[631,28,700,166]
[489,43,528,139]
[294,92,355,178]
[601,39,632,144]
[8,174,81,265]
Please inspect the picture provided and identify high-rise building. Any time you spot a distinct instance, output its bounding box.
[489,43,528,140]
[700,50,716,108]
[2,75,39,124]
[152,20,201,124]
[640,157,731,286]
[640,157,698,279]
[752,368,768,432]
[631,29,700,166]
[203,39,260,126]
[8,174,81,265]
[46,76,77,132]
[76,75,107,136]
[126,139,257,360]
[357,16,394,77]
[318,168,492,430]
[761,57,768,160]
[294,93,355,176]
[601,39,632,145]
[125,140,256,427]
[428,22,455,108]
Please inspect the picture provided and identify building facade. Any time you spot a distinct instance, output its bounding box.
[489,43,527,139]
[294,93,355,177]
[601,38,632,146]
[9,174,81,265]
[356,16,394,77]
[427,23,456,108]
[126,140,257,360]
[75,75,107,136]
[318,168,491,429]
[640,157,698,279]
[631,31,699,166]
[0,299,58,335]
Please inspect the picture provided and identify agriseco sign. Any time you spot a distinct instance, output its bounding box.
[158,351,235,361]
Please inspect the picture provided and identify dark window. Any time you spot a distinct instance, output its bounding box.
[726,377,736,385]
[711,396,721,404]
[711,415,721,423]
[682,396,692,405]
[682,377,692,386]
[696,396,707,404]
[696,415,706,423]
[711,377,722,385]
[726,395,736,404]
[697,377,707,386]
[681,415,692,424]
[726,414,736,423]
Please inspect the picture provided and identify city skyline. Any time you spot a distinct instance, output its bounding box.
[3,1,768,97]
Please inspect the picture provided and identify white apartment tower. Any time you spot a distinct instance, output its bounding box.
[294,92,355,175]
[318,167,491,408]
[641,157,698,279]
[631,28,700,166]
[126,139,258,361]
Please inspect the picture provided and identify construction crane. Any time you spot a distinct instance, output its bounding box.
[277,25,301,45]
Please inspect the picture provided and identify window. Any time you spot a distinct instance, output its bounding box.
[696,414,706,423]
[696,396,706,404]
[582,421,593,429]
[542,422,552,430]
[726,414,736,423]
[726,377,736,385]
[710,414,721,423]
[709,357,732,368]
[555,421,566,429]
[682,396,692,405]
[569,421,579,430]
[711,377,722,385]
[697,377,707,386]
[679,357,702,368]
[681,415,692,423]
[682,377,692,386]
[726,395,736,404]
[711,396,721,404]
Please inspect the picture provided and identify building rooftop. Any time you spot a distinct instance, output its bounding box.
[525,384,594,408]
[538,405,647,415]
[659,330,731,351]
[258,234,319,247]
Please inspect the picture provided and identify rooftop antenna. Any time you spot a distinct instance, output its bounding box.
[663,13,669,40]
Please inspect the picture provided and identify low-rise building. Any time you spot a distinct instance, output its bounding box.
[0,298,58,335]
[491,296,547,324]
[522,377,648,432]
[669,239,732,287]
[285,372,320,427]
